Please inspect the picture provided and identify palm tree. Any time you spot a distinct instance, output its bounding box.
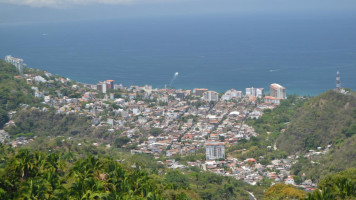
[307,187,334,200]
[19,177,51,200]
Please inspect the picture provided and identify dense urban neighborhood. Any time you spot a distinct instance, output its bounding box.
[0,56,322,192]
[2,56,356,200]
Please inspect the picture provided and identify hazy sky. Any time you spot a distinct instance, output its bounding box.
[1,0,356,24]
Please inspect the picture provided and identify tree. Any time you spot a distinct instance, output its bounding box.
[265,183,306,200]
[115,136,130,148]
[149,128,163,137]
[0,109,9,129]
[164,170,189,190]
[294,175,303,185]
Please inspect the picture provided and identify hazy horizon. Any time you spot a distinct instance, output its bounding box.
[1,0,356,25]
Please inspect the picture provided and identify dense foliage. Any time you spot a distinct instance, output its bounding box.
[307,168,356,200]
[0,144,265,200]
[228,96,307,163]
[277,90,356,154]
[265,168,356,200]
[0,60,41,127]
[5,109,94,138]
[265,183,306,200]
[0,145,163,199]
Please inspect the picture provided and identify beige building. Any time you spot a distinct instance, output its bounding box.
[205,142,225,160]
[270,83,286,99]
[202,91,219,102]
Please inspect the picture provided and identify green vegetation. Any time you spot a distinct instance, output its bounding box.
[265,183,306,200]
[0,108,9,129]
[0,146,163,199]
[0,144,265,199]
[115,136,131,148]
[0,60,41,127]
[149,128,163,137]
[307,168,356,200]
[265,168,356,200]
[228,96,308,163]
[4,58,356,198]
[251,95,307,138]
[272,90,356,181]
[277,90,356,154]
[5,109,94,138]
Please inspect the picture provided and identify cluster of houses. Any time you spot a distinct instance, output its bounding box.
[1,68,322,192]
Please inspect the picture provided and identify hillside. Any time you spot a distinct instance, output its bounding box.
[0,60,41,128]
[0,60,268,199]
[277,90,356,154]
[0,145,266,200]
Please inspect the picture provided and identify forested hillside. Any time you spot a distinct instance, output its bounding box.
[264,168,356,200]
[269,90,356,182]
[0,144,264,199]
[0,60,40,128]
[5,109,94,138]
[277,90,356,154]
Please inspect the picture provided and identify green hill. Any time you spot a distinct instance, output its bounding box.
[0,60,40,128]
[0,59,267,199]
[273,90,356,181]
[277,90,356,154]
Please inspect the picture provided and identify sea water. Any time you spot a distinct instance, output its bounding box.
[0,14,355,96]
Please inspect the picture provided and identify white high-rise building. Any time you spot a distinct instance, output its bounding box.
[5,55,26,74]
[221,89,242,101]
[205,142,225,160]
[246,87,255,97]
[264,83,286,105]
[256,88,264,98]
[202,91,219,102]
[270,83,286,99]
[102,82,107,93]
[246,87,264,98]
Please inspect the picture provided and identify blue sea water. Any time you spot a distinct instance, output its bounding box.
[0,14,355,96]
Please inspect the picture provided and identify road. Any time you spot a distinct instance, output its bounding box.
[248,191,257,200]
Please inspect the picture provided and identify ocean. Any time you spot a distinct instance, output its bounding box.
[0,14,355,96]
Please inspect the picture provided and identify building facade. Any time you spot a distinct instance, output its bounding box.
[246,87,264,98]
[270,83,286,99]
[5,55,26,74]
[205,142,225,160]
[221,89,242,100]
[202,91,219,102]
[106,80,115,89]
[193,88,209,97]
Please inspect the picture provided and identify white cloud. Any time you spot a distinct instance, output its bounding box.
[0,0,178,8]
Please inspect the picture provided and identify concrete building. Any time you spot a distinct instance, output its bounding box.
[106,80,114,89]
[221,89,242,101]
[205,142,225,160]
[264,83,286,105]
[193,88,209,97]
[97,83,103,93]
[5,55,26,74]
[176,92,185,100]
[96,81,108,93]
[256,88,264,98]
[102,83,107,93]
[202,91,219,102]
[246,87,255,97]
[270,83,286,99]
[264,96,284,105]
[246,87,264,98]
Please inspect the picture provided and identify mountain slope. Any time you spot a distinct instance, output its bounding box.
[277,90,356,154]
[0,60,40,128]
